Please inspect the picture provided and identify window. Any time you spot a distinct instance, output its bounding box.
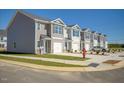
[37,41,40,47]
[13,42,16,48]
[85,33,90,39]
[54,25,62,34]
[1,37,3,41]
[37,23,41,30]
[73,30,79,37]
[37,40,44,47]
[94,35,98,40]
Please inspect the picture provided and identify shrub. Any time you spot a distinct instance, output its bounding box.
[75,50,77,53]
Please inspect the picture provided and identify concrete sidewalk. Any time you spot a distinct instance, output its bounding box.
[57,52,124,63]
[0,54,91,65]
[0,53,124,71]
[0,59,124,72]
[0,52,124,66]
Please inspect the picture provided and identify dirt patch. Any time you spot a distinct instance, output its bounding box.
[103,60,121,65]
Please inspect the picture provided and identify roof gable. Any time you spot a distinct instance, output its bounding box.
[51,18,65,25]
[72,24,81,30]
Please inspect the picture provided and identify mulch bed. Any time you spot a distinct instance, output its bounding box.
[103,60,121,65]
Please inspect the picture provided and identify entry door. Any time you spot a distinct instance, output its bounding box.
[45,40,51,53]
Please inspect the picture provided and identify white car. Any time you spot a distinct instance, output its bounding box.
[91,46,107,52]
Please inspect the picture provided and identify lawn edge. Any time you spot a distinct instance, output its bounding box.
[0,59,124,72]
[0,59,86,72]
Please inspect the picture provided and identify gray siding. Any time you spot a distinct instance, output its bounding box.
[7,12,35,53]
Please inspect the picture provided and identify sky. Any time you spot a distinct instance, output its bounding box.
[0,9,124,44]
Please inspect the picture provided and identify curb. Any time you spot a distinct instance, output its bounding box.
[0,59,124,72]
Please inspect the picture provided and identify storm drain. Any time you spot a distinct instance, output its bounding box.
[88,63,99,67]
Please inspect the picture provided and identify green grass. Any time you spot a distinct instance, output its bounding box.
[0,51,89,61]
[0,55,86,67]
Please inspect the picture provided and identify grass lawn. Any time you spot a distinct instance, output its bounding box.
[0,55,86,67]
[0,51,89,61]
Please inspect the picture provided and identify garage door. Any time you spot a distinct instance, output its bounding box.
[85,44,90,51]
[53,42,62,53]
[72,44,79,50]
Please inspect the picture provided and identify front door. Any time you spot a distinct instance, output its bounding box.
[45,40,51,53]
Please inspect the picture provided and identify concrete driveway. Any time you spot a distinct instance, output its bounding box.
[58,52,124,63]
[0,62,124,83]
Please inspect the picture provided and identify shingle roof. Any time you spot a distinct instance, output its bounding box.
[0,29,7,36]
[82,28,88,31]
[67,24,76,27]
[91,31,96,33]
[82,28,91,32]
[17,10,51,22]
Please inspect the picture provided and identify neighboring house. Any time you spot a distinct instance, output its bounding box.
[81,28,91,51]
[92,31,99,47]
[80,29,108,50]
[51,18,66,53]
[0,29,7,48]
[98,33,104,47]
[7,10,66,54]
[7,10,108,54]
[64,25,72,52]
[103,35,108,49]
[66,24,81,52]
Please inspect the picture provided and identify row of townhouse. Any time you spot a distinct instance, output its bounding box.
[7,10,108,54]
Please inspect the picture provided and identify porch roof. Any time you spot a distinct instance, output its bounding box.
[64,38,72,42]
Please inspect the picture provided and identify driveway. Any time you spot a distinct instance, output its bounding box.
[58,52,124,63]
[0,61,124,83]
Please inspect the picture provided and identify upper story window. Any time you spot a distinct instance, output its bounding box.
[94,35,98,40]
[53,25,62,34]
[37,23,41,30]
[73,30,79,37]
[85,33,90,39]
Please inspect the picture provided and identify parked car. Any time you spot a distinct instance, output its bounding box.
[91,46,107,52]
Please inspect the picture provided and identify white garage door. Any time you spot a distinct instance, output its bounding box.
[85,44,90,51]
[72,44,79,50]
[53,42,62,53]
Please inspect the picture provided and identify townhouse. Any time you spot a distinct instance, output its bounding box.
[0,29,7,49]
[80,28,92,51]
[65,24,81,52]
[7,10,108,54]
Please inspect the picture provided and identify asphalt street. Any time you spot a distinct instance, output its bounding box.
[0,61,124,83]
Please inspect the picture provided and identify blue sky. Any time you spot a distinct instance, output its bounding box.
[0,9,124,44]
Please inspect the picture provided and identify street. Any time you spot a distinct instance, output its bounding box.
[0,61,124,83]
